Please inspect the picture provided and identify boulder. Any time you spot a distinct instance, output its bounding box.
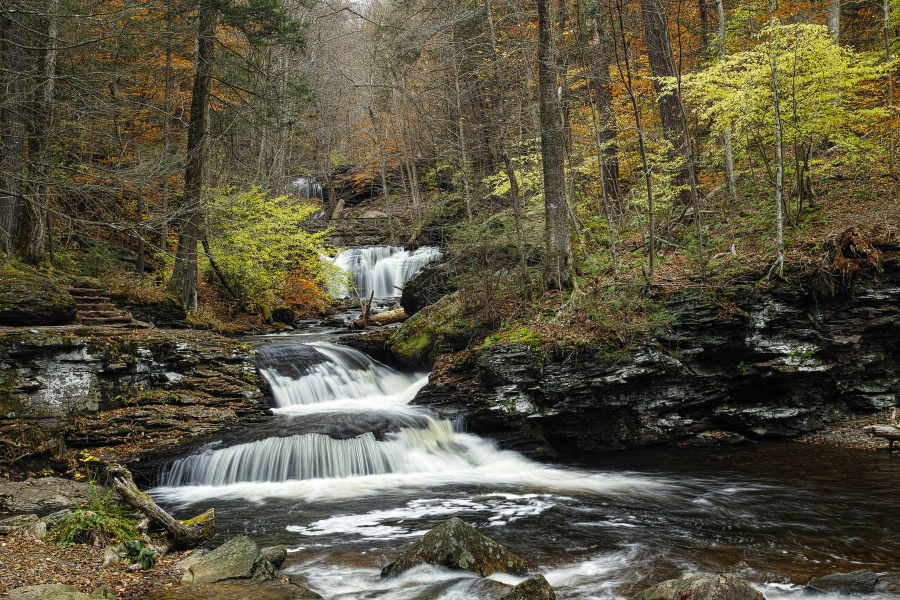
[400,260,456,316]
[0,478,92,516]
[499,574,557,600]
[633,573,763,600]
[8,584,89,600]
[380,517,529,578]
[0,263,76,326]
[261,544,288,568]
[181,536,275,584]
[807,570,877,594]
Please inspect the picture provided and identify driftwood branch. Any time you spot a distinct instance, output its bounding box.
[107,464,214,550]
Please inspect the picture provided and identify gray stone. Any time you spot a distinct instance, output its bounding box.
[262,544,288,568]
[381,517,529,578]
[0,478,92,516]
[101,543,126,569]
[808,570,877,594]
[87,587,117,599]
[499,574,557,600]
[8,584,89,600]
[633,573,764,600]
[181,536,275,584]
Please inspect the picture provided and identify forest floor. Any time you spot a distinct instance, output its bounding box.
[799,408,899,452]
[0,533,191,598]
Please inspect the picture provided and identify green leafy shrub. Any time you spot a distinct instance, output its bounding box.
[119,539,157,569]
[50,482,138,548]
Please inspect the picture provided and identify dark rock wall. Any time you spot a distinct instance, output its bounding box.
[412,259,900,456]
[0,329,273,479]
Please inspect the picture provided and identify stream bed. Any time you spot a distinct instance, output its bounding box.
[149,247,899,600]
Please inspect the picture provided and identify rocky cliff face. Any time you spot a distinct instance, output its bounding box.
[412,258,900,456]
[0,328,273,481]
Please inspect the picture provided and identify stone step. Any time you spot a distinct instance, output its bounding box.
[78,317,135,326]
[72,296,111,304]
[78,311,124,319]
[68,287,108,297]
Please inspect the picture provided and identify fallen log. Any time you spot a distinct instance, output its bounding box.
[350,307,408,329]
[107,464,214,550]
[864,425,900,451]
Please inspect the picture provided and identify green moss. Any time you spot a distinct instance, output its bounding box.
[483,327,542,351]
[387,294,468,365]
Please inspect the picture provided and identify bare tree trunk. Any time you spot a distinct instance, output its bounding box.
[886,0,895,172]
[827,0,840,44]
[172,0,216,312]
[19,0,59,265]
[160,8,173,252]
[715,0,737,201]
[367,107,394,233]
[769,0,785,278]
[612,0,655,276]
[590,22,621,204]
[0,9,26,258]
[538,0,573,291]
[639,0,694,207]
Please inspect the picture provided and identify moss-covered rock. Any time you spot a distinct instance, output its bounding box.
[0,263,76,326]
[381,516,529,578]
[499,575,557,600]
[386,293,484,366]
[633,573,764,600]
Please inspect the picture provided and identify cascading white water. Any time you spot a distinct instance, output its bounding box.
[329,246,442,298]
[292,177,324,200]
[257,342,428,414]
[154,342,663,503]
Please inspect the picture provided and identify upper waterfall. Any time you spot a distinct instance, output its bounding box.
[330,246,442,299]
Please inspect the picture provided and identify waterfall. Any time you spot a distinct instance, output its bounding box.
[292,177,323,200]
[330,246,442,298]
[256,342,428,413]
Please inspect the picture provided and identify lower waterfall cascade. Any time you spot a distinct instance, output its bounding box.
[153,331,900,600]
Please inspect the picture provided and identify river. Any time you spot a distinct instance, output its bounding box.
[150,246,900,600]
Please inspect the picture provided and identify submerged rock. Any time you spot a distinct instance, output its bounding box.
[499,574,557,600]
[380,516,529,578]
[633,573,763,600]
[807,570,877,594]
[181,536,275,584]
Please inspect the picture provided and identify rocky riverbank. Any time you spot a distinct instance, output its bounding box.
[0,326,273,482]
[394,253,900,457]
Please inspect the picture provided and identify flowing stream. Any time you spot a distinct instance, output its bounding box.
[153,248,900,600]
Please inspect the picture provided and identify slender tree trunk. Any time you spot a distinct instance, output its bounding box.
[827,0,840,44]
[19,0,59,264]
[886,0,895,172]
[367,107,393,233]
[484,0,529,293]
[639,0,694,207]
[715,0,737,201]
[698,0,709,54]
[172,0,216,312]
[769,0,785,278]
[0,9,26,258]
[591,22,621,204]
[538,0,573,291]
[160,9,173,251]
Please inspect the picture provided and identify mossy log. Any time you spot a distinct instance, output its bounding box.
[107,464,214,550]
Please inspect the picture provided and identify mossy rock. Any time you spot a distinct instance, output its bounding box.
[499,574,557,600]
[633,573,764,600]
[386,293,475,366]
[0,263,76,326]
[381,517,529,578]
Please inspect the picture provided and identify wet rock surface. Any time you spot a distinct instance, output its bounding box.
[0,478,91,515]
[499,574,557,600]
[381,516,529,578]
[807,570,878,594]
[412,258,900,455]
[399,260,457,317]
[632,573,764,600]
[0,327,272,480]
